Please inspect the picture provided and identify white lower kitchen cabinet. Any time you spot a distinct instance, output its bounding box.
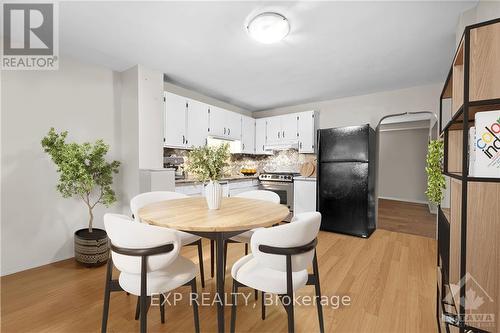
[293,177,317,215]
[228,179,259,196]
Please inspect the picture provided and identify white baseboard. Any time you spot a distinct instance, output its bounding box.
[378,196,429,205]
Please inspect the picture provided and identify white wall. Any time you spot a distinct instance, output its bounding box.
[1,56,123,275]
[379,126,430,203]
[254,83,441,130]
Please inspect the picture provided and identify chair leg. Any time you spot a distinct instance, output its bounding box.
[190,278,200,333]
[160,294,166,324]
[230,280,238,333]
[313,252,325,333]
[244,243,248,255]
[224,241,228,276]
[101,258,113,333]
[285,295,295,333]
[140,256,148,333]
[135,297,140,320]
[196,240,205,288]
[210,240,215,278]
[255,289,258,300]
[261,291,266,320]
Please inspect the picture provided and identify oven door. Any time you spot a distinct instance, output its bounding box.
[258,181,293,211]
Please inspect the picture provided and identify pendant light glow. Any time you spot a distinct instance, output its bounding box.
[247,12,290,44]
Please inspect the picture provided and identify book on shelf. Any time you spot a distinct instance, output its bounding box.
[470,110,500,178]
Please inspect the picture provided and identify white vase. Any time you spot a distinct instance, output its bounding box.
[205,180,222,210]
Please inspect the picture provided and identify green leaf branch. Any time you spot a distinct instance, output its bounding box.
[41,128,120,232]
[186,144,230,182]
[425,139,446,205]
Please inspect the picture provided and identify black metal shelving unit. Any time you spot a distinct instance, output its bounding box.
[437,17,500,333]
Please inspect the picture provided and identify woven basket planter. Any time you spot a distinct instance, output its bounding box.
[74,228,109,267]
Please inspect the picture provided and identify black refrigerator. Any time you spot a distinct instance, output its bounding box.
[316,125,377,238]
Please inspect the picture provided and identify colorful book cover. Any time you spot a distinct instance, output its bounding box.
[474,111,500,178]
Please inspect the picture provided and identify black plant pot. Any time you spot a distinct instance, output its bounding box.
[74,228,109,267]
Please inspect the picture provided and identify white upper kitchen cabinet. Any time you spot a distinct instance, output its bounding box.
[164,92,187,147]
[186,98,209,148]
[265,114,298,145]
[241,116,255,154]
[281,114,299,143]
[208,106,225,137]
[226,111,242,140]
[255,118,272,155]
[209,106,241,140]
[265,116,282,144]
[297,111,317,153]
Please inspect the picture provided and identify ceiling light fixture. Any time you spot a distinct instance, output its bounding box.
[247,12,290,44]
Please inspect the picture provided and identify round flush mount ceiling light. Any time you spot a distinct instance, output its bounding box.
[247,12,290,44]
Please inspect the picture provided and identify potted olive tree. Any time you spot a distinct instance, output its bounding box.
[41,128,120,266]
[186,143,230,210]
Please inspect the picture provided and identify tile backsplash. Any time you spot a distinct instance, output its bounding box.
[164,148,315,178]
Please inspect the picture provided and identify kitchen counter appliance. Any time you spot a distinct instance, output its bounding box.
[317,125,377,238]
[164,156,185,180]
[258,172,299,213]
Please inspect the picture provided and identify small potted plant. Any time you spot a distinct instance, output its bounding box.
[425,139,446,205]
[186,143,230,209]
[41,128,120,266]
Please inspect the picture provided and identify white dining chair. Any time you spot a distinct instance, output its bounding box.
[101,214,199,333]
[130,191,206,288]
[228,190,280,249]
[230,212,324,333]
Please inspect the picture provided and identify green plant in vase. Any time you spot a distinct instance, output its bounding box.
[425,139,446,205]
[41,128,120,266]
[186,144,230,209]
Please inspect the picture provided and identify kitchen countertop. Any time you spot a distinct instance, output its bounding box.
[294,176,317,181]
[176,175,259,185]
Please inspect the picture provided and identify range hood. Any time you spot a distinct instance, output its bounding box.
[207,137,242,154]
[264,141,299,151]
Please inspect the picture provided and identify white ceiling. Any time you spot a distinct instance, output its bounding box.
[59,1,477,111]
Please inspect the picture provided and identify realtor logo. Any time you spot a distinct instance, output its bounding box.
[1,2,59,70]
[444,273,495,329]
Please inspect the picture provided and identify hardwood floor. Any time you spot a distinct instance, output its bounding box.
[378,199,437,239]
[1,229,437,333]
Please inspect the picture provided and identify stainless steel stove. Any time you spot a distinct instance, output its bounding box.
[258,172,300,213]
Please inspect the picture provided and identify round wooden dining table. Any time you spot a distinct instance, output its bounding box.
[138,196,290,333]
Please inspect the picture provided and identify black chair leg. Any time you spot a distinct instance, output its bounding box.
[135,297,140,320]
[190,278,200,333]
[224,241,228,276]
[313,252,325,333]
[160,294,165,324]
[101,258,113,333]
[255,289,258,300]
[261,291,266,320]
[244,243,248,255]
[284,294,295,333]
[210,240,215,278]
[140,257,148,333]
[230,280,238,333]
[196,240,205,288]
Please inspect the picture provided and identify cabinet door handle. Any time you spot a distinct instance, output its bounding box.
[300,142,303,149]
[278,131,280,138]
[182,135,185,144]
[224,127,226,135]
[228,128,231,135]
[243,143,245,150]
[282,131,285,138]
